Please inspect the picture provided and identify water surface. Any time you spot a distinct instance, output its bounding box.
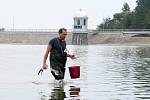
[0,45,150,100]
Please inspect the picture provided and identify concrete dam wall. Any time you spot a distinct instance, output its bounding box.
[0,32,72,45]
[1,31,150,45]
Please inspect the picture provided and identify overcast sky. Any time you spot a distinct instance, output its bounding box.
[0,0,136,29]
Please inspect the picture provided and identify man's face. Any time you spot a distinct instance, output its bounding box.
[60,30,67,40]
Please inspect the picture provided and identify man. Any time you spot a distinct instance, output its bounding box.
[42,28,75,82]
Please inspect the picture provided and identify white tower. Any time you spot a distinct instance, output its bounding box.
[73,9,88,33]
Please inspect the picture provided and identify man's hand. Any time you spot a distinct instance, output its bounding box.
[69,54,76,59]
[43,63,48,69]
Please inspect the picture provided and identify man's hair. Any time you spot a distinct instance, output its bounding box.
[58,28,67,34]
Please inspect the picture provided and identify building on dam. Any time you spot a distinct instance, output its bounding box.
[72,9,88,45]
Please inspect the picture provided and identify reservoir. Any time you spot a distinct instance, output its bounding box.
[0,44,150,100]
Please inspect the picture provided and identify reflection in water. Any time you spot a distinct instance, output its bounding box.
[2,45,150,100]
[36,46,150,100]
[50,83,66,100]
[131,47,150,99]
[86,46,150,99]
[39,83,66,100]
[38,83,81,100]
[69,86,80,98]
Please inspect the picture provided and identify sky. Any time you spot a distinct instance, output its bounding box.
[0,0,137,29]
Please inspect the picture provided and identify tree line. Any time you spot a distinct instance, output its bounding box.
[97,0,150,30]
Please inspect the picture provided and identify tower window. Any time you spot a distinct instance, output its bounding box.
[74,25,82,29]
[77,19,80,25]
[84,19,86,25]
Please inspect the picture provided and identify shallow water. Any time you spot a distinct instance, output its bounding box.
[1,44,150,100]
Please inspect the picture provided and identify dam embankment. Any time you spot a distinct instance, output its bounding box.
[0,31,72,45]
[1,31,150,45]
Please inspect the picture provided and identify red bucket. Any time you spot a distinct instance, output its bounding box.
[69,66,80,79]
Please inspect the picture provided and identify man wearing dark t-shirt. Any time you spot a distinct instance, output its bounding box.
[42,28,75,83]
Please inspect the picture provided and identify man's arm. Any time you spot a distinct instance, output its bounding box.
[42,45,52,69]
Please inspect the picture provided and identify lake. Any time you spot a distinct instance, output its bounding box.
[0,44,150,100]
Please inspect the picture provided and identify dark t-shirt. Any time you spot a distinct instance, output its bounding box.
[49,37,66,54]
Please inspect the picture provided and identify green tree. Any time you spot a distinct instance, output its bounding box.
[135,0,150,28]
[97,2,132,30]
[96,0,150,30]
[112,13,123,29]
[144,9,150,28]
[122,2,130,12]
[97,17,112,30]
